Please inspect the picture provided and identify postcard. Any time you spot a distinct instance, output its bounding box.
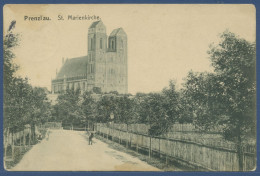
[3,4,256,171]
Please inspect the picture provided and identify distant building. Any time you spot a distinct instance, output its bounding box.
[51,21,128,94]
[46,93,58,105]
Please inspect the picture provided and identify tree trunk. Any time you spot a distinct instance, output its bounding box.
[237,134,244,171]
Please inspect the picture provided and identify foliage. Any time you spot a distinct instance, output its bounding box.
[95,95,118,123]
[81,92,96,118]
[54,89,82,126]
[4,21,52,133]
[114,96,135,124]
[207,31,256,141]
[162,80,182,124]
[182,71,218,130]
[138,93,168,136]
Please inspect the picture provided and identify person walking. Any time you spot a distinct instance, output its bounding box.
[89,132,94,145]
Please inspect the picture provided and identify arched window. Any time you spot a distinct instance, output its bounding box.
[112,40,115,50]
[90,64,94,73]
[100,38,103,49]
[91,38,94,50]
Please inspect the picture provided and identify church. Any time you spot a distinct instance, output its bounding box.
[51,21,128,94]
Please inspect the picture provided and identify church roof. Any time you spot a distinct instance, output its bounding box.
[110,28,126,37]
[56,56,88,79]
[89,20,103,28]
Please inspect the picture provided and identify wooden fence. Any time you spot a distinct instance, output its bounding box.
[42,122,62,129]
[3,125,33,162]
[95,123,256,171]
[3,122,61,161]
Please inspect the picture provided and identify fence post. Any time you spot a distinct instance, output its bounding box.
[19,131,22,146]
[111,128,114,141]
[11,132,14,160]
[29,129,31,146]
[159,138,161,158]
[107,127,109,140]
[149,136,151,158]
[4,137,7,160]
[23,130,26,146]
[126,131,128,148]
[130,133,132,148]
[119,130,121,144]
[126,124,129,148]
[165,138,168,165]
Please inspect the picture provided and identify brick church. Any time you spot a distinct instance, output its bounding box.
[51,21,128,94]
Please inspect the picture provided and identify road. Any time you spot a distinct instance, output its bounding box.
[11,129,160,171]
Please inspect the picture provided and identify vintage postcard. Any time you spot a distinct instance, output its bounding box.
[3,4,256,171]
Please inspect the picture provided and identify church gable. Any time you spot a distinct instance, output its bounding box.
[109,28,126,37]
[89,20,103,29]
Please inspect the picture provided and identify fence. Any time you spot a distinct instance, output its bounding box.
[62,122,94,131]
[3,122,59,162]
[95,123,256,171]
[106,123,225,135]
[42,122,62,129]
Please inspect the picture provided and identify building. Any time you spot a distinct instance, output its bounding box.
[51,21,128,94]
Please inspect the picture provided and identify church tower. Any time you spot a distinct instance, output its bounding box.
[106,28,128,94]
[87,20,107,91]
[52,21,128,95]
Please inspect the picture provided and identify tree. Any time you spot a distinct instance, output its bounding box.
[182,71,220,130]
[4,21,52,144]
[139,93,168,136]
[3,21,20,131]
[81,91,97,128]
[115,96,135,124]
[95,95,117,123]
[207,31,256,171]
[162,80,182,124]
[54,89,82,127]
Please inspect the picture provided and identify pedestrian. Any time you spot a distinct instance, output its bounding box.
[89,132,94,145]
[46,129,50,141]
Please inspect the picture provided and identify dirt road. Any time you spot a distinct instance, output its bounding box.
[11,129,160,171]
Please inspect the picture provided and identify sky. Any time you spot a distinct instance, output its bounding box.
[3,4,256,94]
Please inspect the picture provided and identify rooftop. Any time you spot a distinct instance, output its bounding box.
[56,56,88,79]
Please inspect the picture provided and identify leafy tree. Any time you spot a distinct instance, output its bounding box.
[95,95,117,123]
[114,96,135,124]
[207,31,256,171]
[139,93,168,136]
[81,91,97,128]
[178,91,194,124]
[54,89,82,127]
[182,71,220,130]
[3,21,20,131]
[4,21,52,142]
[162,80,182,124]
